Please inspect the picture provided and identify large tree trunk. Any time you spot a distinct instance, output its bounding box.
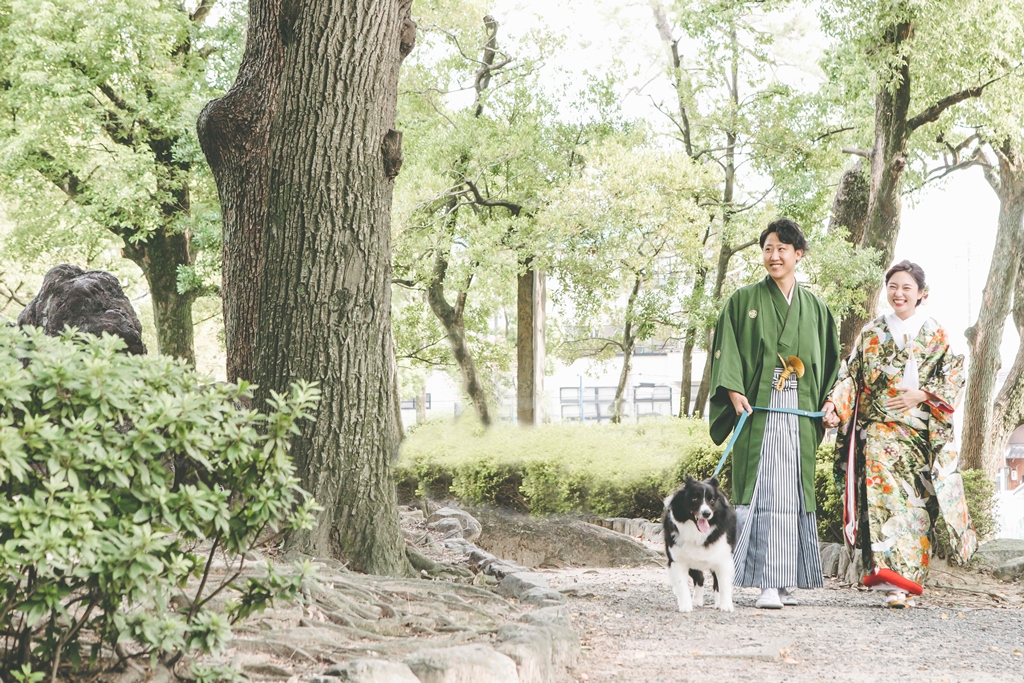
[829,161,872,359]
[841,22,915,342]
[611,275,643,424]
[679,325,695,417]
[122,228,196,364]
[201,0,415,575]
[962,142,1024,472]
[517,261,544,426]
[426,273,492,427]
[990,251,1024,475]
[196,0,284,384]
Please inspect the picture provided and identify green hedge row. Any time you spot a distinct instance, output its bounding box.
[396,417,994,554]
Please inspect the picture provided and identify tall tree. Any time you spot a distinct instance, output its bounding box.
[546,136,708,423]
[957,141,1024,473]
[818,0,1017,356]
[199,0,415,574]
[0,0,236,364]
[650,1,851,416]
[392,8,614,425]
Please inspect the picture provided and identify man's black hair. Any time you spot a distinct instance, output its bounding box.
[759,217,807,252]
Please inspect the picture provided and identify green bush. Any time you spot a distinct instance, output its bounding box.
[0,326,319,679]
[397,418,726,519]
[815,441,845,544]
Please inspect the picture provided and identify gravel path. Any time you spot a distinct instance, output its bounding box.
[545,564,1024,683]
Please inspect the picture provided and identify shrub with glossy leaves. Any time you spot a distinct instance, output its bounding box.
[0,325,319,679]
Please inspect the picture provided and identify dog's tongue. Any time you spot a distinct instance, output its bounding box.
[697,518,710,533]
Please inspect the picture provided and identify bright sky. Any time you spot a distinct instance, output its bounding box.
[491,0,1019,368]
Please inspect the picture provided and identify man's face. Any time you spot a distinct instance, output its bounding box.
[761,232,802,281]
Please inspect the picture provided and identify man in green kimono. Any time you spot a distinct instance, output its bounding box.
[708,218,840,609]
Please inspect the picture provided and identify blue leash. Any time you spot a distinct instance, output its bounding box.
[712,406,826,478]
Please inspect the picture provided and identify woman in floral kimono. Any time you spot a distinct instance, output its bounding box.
[823,261,977,608]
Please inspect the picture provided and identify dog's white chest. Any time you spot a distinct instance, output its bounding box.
[668,521,732,571]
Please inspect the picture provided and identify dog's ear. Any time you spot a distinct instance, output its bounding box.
[707,476,719,489]
[685,475,696,485]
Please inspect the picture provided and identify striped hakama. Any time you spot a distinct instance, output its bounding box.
[733,368,824,588]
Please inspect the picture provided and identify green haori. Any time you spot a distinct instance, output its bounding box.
[708,277,840,511]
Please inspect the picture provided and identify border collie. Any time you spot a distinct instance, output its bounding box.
[662,476,736,612]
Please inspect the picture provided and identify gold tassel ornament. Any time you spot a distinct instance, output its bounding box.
[775,354,805,391]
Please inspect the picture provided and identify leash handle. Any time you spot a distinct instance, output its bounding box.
[711,405,827,478]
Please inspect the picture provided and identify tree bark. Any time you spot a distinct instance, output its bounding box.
[196,0,284,384]
[122,228,197,364]
[829,161,873,359]
[840,21,915,343]
[426,250,491,426]
[517,260,544,425]
[962,141,1024,473]
[211,0,415,575]
[611,275,643,424]
[679,324,695,417]
[991,252,1024,474]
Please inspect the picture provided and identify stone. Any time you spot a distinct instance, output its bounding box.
[427,517,463,536]
[18,264,146,355]
[993,555,1024,582]
[976,539,1024,567]
[405,643,519,683]
[426,507,482,542]
[519,606,580,670]
[323,659,420,683]
[471,507,662,568]
[819,542,844,577]
[240,661,293,679]
[497,572,551,599]
[518,586,567,606]
[496,623,555,683]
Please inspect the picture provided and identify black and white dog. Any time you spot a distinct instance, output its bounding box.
[662,476,736,612]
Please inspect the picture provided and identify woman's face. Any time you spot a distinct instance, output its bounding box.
[886,270,921,318]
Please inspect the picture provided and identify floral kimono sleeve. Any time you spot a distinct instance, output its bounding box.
[829,344,862,425]
[927,351,977,565]
[921,349,965,415]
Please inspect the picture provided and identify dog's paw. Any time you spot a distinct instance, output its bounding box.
[677,601,693,613]
[692,587,704,608]
[717,600,734,613]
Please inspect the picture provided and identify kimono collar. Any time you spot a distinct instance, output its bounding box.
[885,311,927,350]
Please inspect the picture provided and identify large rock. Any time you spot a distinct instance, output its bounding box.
[976,539,1024,567]
[993,556,1024,582]
[405,643,519,683]
[18,264,146,355]
[470,507,662,568]
[427,507,482,542]
[323,659,420,683]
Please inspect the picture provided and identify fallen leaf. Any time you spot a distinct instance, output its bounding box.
[940,613,949,619]
[580,674,589,682]
[782,657,800,665]
[957,612,964,618]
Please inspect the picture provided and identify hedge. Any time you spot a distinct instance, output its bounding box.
[397,417,994,554]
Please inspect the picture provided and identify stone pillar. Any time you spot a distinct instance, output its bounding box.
[517,265,546,425]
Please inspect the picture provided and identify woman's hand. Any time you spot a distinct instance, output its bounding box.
[822,400,840,428]
[886,387,927,412]
[728,390,752,416]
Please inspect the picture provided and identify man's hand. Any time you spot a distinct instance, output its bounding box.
[886,387,927,412]
[728,390,752,416]
[822,400,840,428]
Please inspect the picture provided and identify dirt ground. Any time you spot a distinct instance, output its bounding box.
[545,562,1024,683]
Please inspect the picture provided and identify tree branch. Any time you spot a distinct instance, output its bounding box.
[842,147,871,159]
[462,178,523,216]
[907,75,1005,131]
[813,126,855,143]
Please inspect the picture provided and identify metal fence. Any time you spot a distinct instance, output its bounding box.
[559,384,673,423]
